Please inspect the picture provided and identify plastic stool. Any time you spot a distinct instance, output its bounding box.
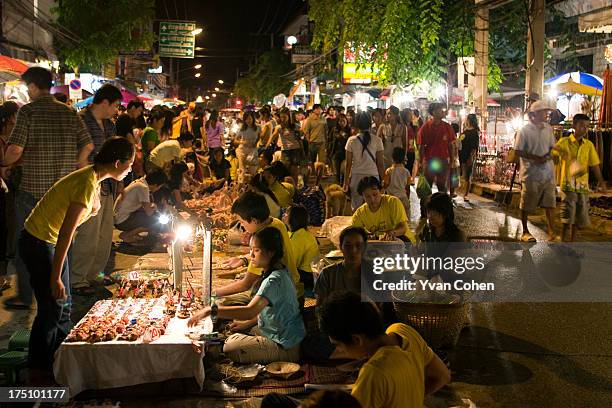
[0,350,28,385]
[8,330,30,351]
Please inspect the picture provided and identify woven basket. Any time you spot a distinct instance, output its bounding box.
[393,300,468,349]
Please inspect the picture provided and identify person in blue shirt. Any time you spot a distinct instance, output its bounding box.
[189,227,305,364]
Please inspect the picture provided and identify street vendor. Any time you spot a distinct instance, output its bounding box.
[145,131,194,174]
[351,176,416,243]
[189,227,305,364]
[262,162,295,208]
[20,137,134,382]
[216,191,302,306]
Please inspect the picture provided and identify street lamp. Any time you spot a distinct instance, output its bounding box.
[195,73,201,78]
[218,80,224,84]
[205,95,210,100]
[195,64,202,69]
[191,28,203,35]
[212,93,217,98]
[214,87,219,91]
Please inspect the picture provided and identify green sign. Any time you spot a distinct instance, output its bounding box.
[159,21,196,58]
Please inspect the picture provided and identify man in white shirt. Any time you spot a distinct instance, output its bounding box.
[514,100,559,242]
[114,171,167,243]
[146,132,194,173]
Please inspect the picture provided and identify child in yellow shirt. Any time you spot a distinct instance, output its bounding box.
[284,204,320,291]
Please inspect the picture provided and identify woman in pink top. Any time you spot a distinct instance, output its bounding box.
[204,110,224,151]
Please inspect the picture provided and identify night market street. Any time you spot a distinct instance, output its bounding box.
[1,190,610,407]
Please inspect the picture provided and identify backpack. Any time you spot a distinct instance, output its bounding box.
[294,185,326,226]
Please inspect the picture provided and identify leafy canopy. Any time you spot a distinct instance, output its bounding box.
[233,50,293,103]
[52,0,155,71]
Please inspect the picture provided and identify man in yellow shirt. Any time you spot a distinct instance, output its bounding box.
[555,114,606,241]
[217,191,302,316]
[319,291,450,408]
[352,176,416,243]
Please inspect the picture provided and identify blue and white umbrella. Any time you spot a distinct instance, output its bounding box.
[544,71,603,90]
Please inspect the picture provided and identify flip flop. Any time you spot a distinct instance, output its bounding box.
[521,233,537,243]
[3,297,31,310]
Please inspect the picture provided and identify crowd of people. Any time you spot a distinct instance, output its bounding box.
[0,65,606,406]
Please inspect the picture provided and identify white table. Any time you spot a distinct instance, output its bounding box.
[53,301,213,396]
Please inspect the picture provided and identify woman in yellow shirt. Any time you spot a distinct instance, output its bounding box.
[284,204,320,291]
[21,137,134,378]
[352,176,416,243]
[262,163,295,208]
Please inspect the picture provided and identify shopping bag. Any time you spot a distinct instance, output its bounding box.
[416,175,432,199]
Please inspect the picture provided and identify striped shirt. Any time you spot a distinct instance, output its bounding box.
[8,94,92,200]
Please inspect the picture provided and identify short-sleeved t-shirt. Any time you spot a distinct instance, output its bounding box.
[148,140,182,168]
[25,166,99,244]
[114,177,149,224]
[247,218,302,297]
[346,133,384,176]
[352,194,415,243]
[209,158,231,181]
[289,228,320,273]
[514,122,556,182]
[140,127,160,159]
[206,121,224,149]
[303,117,327,144]
[256,268,306,349]
[417,120,456,161]
[351,323,433,408]
[314,262,361,302]
[556,134,600,193]
[459,129,479,164]
[277,125,302,151]
[270,181,293,208]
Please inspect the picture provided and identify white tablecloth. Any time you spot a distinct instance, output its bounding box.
[54,308,212,396]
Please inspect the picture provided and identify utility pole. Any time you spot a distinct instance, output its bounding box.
[473,0,489,124]
[524,0,546,108]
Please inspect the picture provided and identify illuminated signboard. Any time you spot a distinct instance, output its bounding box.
[342,45,384,85]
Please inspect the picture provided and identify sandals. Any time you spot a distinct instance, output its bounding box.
[3,297,31,310]
[521,233,537,243]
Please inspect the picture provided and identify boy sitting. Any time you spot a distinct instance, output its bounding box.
[319,291,450,408]
[114,171,167,243]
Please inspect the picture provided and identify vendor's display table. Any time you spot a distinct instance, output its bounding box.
[54,299,212,396]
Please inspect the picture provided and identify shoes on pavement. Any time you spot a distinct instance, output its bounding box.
[521,232,537,243]
[3,296,31,310]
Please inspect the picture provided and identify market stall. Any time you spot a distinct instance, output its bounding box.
[54,297,213,396]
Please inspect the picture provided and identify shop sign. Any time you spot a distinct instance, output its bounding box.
[342,45,384,85]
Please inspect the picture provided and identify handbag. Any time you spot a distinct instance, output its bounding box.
[416,174,432,199]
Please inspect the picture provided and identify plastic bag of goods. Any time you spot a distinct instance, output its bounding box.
[319,216,353,249]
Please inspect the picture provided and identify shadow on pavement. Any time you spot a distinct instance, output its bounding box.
[452,325,612,391]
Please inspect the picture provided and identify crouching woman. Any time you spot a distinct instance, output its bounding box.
[189,227,305,364]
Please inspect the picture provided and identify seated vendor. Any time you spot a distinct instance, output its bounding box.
[314,226,367,305]
[262,162,295,208]
[352,176,416,243]
[145,131,194,174]
[217,191,303,305]
[114,170,167,243]
[284,204,320,292]
[189,227,305,364]
[319,291,451,408]
[208,148,231,183]
[167,162,198,217]
[250,173,281,218]
[420,192,466,243]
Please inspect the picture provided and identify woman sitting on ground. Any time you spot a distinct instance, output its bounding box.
[250,173,281,218]
[419,192,466,243]
[189,227,305,364]
[352,176,416,243]
[262,162,295,208]
[284,204,320,292]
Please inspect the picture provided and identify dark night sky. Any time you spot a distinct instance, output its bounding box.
[156,0,305,93]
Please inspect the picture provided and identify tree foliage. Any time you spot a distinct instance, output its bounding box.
[308,0,536,92]
[52,0,155,71]
[233,50,293,104]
